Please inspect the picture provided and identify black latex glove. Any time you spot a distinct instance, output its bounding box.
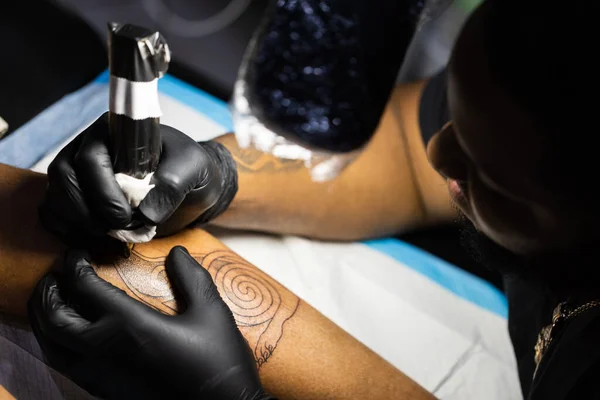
[28,246,274,400]
[40,113,238,244]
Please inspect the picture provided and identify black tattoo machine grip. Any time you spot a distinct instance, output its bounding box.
[107,22,170,179]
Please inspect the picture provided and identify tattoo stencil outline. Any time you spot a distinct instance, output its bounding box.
[102,247,299,368]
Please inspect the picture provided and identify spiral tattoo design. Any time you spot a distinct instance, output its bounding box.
[199,251,299,366]
[105,247,299,368]
[202,251,279,326]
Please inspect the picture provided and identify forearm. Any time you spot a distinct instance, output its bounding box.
[93,229,435,399]
[213,82,454,241]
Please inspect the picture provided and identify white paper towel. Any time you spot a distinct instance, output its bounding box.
[108,173,157,243]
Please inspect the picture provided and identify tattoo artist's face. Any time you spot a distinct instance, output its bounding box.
[427,4,580,263]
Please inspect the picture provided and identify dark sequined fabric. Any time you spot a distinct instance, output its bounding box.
[244,0,426,153]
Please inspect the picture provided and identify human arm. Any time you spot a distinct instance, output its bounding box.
[0,164,435,400]
[212,81,455,240]
[43,81,452,242]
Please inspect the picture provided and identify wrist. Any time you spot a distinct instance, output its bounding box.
[195,141,238,225]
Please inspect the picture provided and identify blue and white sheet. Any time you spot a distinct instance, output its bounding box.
[0,71,521,399]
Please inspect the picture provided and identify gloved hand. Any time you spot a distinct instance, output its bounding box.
[40,113,238,244]
[28,246,274,400]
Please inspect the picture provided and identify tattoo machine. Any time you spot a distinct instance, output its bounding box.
[231,0,451,181]
[106,23,170,251]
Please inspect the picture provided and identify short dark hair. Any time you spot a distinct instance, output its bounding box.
[483,0,594,205]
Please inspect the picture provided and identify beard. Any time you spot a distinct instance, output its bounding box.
[456,208,600,293]
[457,211,535,279]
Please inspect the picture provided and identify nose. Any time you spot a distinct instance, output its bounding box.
[427,122,470,182]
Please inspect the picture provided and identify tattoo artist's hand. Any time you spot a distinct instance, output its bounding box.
[28,246,273,400]
[40,113,238,243]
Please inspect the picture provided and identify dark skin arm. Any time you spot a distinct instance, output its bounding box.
[213,81,455,240]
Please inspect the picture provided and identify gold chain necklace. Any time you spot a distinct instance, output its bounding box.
[534,299,600,371]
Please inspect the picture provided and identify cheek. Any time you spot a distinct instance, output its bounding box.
[468,182,543,254]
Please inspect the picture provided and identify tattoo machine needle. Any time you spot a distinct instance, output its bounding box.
[106,23,170,256]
